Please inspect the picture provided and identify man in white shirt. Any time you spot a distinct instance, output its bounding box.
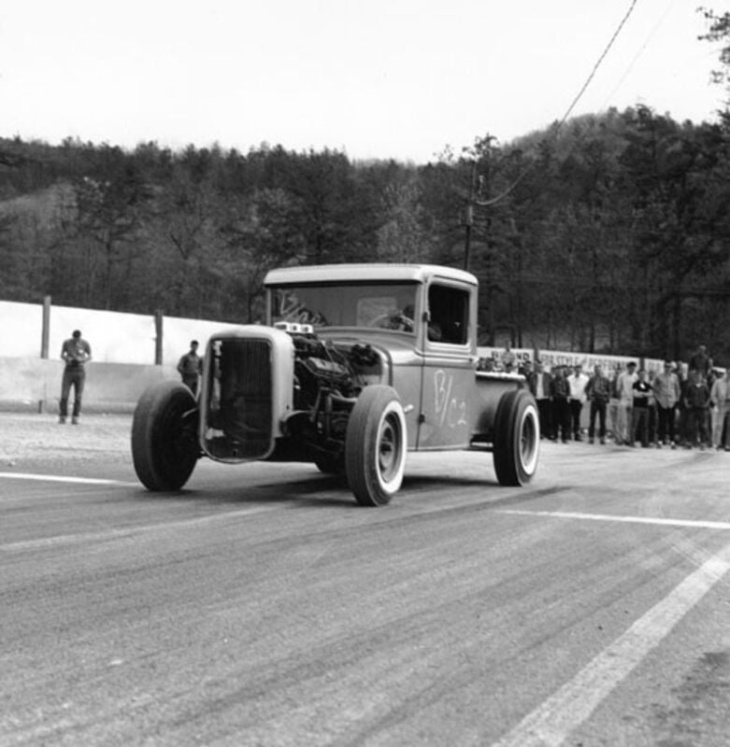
[568,363,590,441]
[653,361,681,447]
[615,361,638,445]
[710,369,730,450]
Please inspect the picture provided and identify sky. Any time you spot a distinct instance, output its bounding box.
[0,0,727,164]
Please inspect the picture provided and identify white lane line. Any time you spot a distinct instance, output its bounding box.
[0,504,281,552]
[499,509,730,531]
[493,540,730,747]
[0,472,137,487]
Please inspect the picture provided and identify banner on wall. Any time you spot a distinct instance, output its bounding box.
[477,347,668,374]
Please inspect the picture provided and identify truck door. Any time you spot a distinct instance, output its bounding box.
[417,281,476,449]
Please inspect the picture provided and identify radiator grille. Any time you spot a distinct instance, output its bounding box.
[205,338,273,460]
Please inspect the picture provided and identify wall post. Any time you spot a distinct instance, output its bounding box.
[41,296,52,359]
[154,310,164,365]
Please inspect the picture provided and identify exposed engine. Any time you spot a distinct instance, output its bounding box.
[201,323,384,465]
[283,327,383,454]
[289,332,380,408]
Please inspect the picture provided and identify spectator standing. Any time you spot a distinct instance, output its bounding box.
[684,370,711,449]
[585,364,611,445]
[501,342,517,373]
[550,366,571,443]
[720,369,730,451]
[608,365,622,443]
[178,340,203,396]
[59,329,92,425]
[529,360,553,439]
[615,361,638,445]
[710,369,730,450]
[567,363,590,441]
[646,368,658,445]
[689,344,713,379]
[653,361,681,448]
[676,364,690,447]
[519,359,532,378]
[631,370,652,447]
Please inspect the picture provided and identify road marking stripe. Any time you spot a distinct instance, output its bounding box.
[0,472,137,486]
[493,540,730,747]
[499,509,730,531]
[0,504,281,552]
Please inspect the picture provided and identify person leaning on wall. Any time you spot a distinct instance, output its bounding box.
[59,329,92,424]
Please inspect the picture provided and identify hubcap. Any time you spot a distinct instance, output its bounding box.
[378,416,400,481]
[519,409,539,473]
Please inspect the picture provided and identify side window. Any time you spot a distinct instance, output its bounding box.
[427,284,469,344]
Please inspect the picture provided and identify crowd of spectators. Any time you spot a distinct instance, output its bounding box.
[483,343,730,451]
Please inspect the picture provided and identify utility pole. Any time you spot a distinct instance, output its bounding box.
[463,160,477,271]
[511,219,523,348]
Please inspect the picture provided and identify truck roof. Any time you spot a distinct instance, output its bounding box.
[264,263,478,287]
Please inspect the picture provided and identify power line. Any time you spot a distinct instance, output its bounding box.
[602,0,677,107]
[557,0,640,131]
[475,0,641,209]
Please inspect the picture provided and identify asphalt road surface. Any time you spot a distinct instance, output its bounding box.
[1,413,729,746]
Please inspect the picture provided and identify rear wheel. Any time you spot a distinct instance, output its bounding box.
[131,380,199,491]
[345,386,407,506]
[493,389,540,486]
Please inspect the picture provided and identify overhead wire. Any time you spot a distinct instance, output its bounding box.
[601,0,677,107]
[475,0,640,208]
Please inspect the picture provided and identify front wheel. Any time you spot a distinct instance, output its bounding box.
[492,389,540,486]
[131,380,200,491]
[345,386,407,506]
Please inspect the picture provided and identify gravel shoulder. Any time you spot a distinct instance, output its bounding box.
[0,412,132,467]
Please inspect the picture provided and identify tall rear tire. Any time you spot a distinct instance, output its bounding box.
[493,389,540,486]
[345,386,407,506]
[131,380,199,491]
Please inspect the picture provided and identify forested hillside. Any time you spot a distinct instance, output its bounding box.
[1,11,729,363]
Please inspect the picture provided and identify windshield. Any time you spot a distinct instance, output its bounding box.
[269,282,418,332]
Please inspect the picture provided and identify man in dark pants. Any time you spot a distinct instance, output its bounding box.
[59,330,92,424]
[653,360,680,447]
[586,364,611,444]
[177,340,203,396]
[567,363,590,441]
[684,370,711,449]
[631,369,652,447]
[550,366,571,443]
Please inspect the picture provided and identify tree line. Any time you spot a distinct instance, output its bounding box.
[1,10,729,364]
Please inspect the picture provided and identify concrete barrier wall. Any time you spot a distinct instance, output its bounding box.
[1,300,240,365]
[0,358,179,413]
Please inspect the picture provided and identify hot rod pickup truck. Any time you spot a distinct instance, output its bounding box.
[131,263,540,506]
